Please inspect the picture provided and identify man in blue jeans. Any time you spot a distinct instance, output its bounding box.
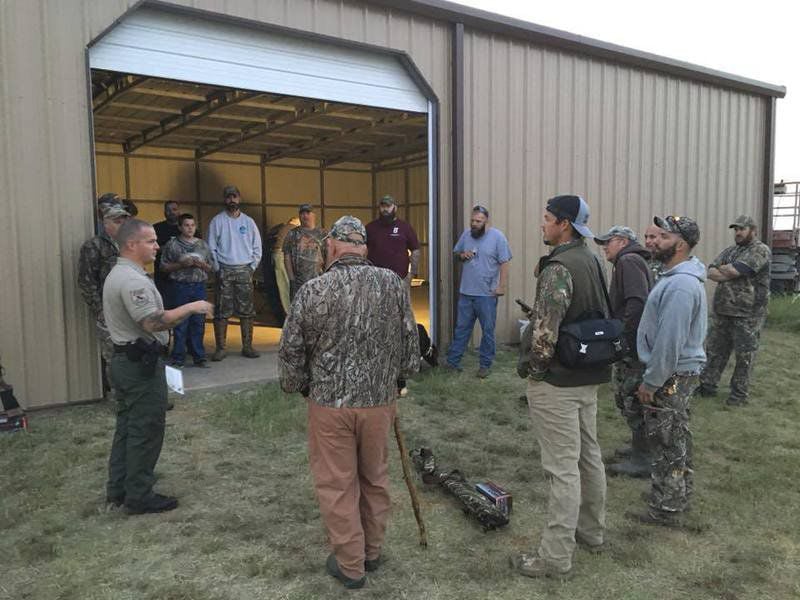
[446,205,512,378]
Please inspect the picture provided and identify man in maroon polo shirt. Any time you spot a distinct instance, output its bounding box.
[366,194,421,396]
[366,194,421,285]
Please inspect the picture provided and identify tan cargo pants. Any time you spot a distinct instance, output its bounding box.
[526,380,606,570]
[307,400,396,580]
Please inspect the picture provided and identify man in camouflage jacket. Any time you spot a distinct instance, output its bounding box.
[278,216,418,590]
[77,203,130,398]
[699,215,771,406]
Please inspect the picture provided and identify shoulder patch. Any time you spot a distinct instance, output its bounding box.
[129,288,150,307]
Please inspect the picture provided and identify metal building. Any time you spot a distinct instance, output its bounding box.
[0,0,785,409]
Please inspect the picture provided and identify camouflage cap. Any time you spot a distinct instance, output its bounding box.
[327,215,367,245]
[102,204,130,220]
[222,185,240,197]
[379,194,395,205]
[729,215,757,229]
[97,192,121,207]
[653,215,700,247]
[594,225,638,245]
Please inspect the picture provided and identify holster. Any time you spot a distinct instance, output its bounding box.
[123,338,164,376]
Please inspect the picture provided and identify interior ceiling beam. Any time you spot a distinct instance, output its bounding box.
[92,75,149,113]
[322,133,427,168]
[262,112,413,164]
[132,87,303,113]
[123,89,263,153]
[195,102,330,159]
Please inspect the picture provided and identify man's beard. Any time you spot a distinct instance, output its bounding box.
[736,232,753,246]
[380,209,396,224]
[470,225,486,239]
[226,201,240,213]
[653,241,678,264]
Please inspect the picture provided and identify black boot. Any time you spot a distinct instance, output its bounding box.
[607,429,651,478]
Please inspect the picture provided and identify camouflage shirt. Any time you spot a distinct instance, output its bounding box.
[709,240,771,317]
[161,237,213,283]
[283,227,327,287]
[78,232,119,319]
[523,262,572,379]
[278,254,419,408]
[648,259,665,282]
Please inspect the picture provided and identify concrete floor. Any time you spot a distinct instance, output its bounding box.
[181,284,430,393]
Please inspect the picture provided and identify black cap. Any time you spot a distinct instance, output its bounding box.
[298,203,314,213]
[653,215,700,247]
[545,195,593,238]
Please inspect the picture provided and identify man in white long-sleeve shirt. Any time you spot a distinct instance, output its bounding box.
[207,185,263,360]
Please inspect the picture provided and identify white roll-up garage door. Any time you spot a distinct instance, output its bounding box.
[89,7,428,114]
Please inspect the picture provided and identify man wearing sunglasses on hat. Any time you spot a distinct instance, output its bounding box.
[445,205,512,378]
[627,215,707,528]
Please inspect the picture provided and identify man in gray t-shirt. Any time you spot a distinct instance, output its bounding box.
[445,205,512,378]
[103,218,212,515]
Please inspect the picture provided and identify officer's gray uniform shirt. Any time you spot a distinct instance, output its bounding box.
[103,257,169,346]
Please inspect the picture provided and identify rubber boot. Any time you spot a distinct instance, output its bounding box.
[240,318,260,358]
[211,319,228,362]
[607,429,651,478]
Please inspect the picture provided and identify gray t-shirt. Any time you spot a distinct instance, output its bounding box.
[103,257,169,346]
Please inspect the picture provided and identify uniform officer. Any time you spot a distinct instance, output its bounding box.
[103,218,212,514]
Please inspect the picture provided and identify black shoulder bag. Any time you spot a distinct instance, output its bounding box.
[555,258,626,369]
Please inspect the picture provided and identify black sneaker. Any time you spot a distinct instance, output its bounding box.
[193,358,210,369]
[106,494,125,507]
[365,555,386,572]
[697,385,717,398]
[124,493,179,515]
[326,554,365,589]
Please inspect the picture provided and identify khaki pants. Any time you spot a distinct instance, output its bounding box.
[526,380,606,570]
[307,400,396,580]
[273,251,291,314]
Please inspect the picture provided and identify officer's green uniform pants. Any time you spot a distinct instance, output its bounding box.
[106,354,167,504]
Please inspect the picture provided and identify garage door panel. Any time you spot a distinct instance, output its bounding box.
[89,7,428,113]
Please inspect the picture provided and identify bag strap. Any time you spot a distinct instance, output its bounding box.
[593,255,614,318]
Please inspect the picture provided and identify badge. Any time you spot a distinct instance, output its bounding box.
[239,225,247,234]
[130,288,149,307]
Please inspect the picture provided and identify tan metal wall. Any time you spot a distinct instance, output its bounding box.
[0,0,451,408]
[463,30,768,343]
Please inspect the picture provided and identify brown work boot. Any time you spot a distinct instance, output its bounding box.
[240,318,260,358]
[211,319,228,361]
[509,553,573,580]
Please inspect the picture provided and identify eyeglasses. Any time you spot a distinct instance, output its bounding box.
[472,205,489,217]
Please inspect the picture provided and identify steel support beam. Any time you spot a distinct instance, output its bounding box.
[195,102,329,159]
[262,112,414,164]
[322,133,427,167]
[123,89,261,153]
[92,75,149,113]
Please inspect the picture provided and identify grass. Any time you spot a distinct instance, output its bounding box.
[2,311,799,599]
[766,293,800,332]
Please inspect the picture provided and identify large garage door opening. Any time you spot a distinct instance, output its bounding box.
[87,6,436,384]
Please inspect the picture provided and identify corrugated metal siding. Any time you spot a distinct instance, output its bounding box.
[463,30,767,343]
[0,0,451,408]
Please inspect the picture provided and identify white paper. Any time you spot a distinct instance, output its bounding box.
[165,366,185,395]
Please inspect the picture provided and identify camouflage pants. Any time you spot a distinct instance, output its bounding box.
[214,265,255,320]
[95,317,115,397]
[700,314,764,403]
[612,360,646,435]
[644,373,698,514]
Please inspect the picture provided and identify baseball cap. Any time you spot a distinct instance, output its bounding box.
[102,204,130,220]
[326,215,367,245]
[729,215,757,229]
[653,215,700,247]
[594,225,638,245]
[379,195,395,205]
[222,185,240,197]
[97,192,121,207]
[546,194,593,238]
[298,203,314,213]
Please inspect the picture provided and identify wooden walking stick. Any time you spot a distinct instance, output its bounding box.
[394,414,427,547]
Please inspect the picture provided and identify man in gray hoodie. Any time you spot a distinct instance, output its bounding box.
[627,215,707,527]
